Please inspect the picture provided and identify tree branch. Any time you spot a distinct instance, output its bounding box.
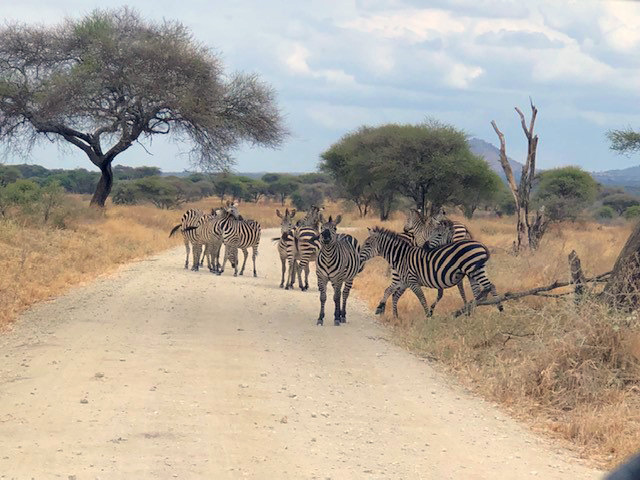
[453,271,612,316]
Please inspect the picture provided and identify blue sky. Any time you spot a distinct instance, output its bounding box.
[2,0,640,173]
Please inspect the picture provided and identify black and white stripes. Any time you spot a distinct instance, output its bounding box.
[360,227,502,318]
[315,215,361,326]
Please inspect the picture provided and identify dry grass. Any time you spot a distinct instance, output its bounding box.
[352,212,640,468]
[2,195,638,466]
[0,195,287,329]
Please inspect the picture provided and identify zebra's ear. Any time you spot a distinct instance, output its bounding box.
[367,227,371,233]
[328,215,333,223]
[290,208,296,217]
[335,214,342,225]
[276,209,282,218]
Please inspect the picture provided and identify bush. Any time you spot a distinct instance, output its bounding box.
[624,205,640,220]
[112,182,141,205]
[596,206,615,220]
[291,185,325,211]
[603,193,640,215]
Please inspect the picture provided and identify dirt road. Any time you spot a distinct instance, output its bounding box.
[0,229,603,479]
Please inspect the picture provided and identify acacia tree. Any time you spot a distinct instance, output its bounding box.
[0,8,285,206]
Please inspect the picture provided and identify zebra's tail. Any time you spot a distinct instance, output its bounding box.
[169,224,181,237]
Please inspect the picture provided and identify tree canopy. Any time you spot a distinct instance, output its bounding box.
[533,166,597,221]
[0,7,286,206]
[320,121,500,219]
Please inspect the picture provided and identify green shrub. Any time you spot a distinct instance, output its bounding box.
[624,205,640,220]
[595,206,615,220]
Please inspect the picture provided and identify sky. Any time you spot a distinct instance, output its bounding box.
[2,0,640,174]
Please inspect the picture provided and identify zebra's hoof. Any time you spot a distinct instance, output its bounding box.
[498,305,504,312]
[238,272,244,276]
[317,319,324,326]
[340,316,346,323]
[253,273,257,278]
[279,284,284,288]
[216,271,223,276]
[334,319,341,326]
[375,304,385,315]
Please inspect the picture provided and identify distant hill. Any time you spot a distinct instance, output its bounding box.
[591,165,640,191]
[468,138,524,182]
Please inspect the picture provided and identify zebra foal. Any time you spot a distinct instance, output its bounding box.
[360,227,503,318]
[314,215,361,326]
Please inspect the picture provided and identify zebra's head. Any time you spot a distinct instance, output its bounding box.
[319,215,341,245]
[302,205,324,229]
[276,208,296,235]
[225,202,240,218]
[360,227,381,263]
[403,208,423,235]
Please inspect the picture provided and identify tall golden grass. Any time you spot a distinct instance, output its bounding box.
[352,212,640,468]
[0,195,284,329]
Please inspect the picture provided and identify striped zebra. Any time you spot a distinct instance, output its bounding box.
[216,209,261,277]
[286,205,324,291]
[181,210,227,272]
[403,208,472,248]
[314,215,361,326]
[275,208,297,288]
[169,208,206,269]
[375,211,472,314]
[360,227,503,318]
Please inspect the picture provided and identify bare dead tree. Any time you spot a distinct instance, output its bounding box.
[491,99,547,251]
[0,8,286,207]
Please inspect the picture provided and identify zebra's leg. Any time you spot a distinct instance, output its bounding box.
[238,247,248,276]
[376,276,400,314]
[429,288,444,312]
[232,248,239,277]
[191,243,201,271]
[213,241,222,273]
[296,257,305,290]
[332,280,343,326]
[252,245,258,277]
[340,280,354,323]
[409,284,433,317]
[217,245,228,276]
[184,238,190,269]
[317,275,328,326]
[456,280,468,306]
[285,258,296,290]
[391,285,408,318]
[280,255,287,288]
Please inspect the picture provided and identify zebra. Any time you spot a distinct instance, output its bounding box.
[372,207,473,313]
[275,208,297,288]
[314,215,361,326]
[216,209,261,277]
[360,227,503,318]
[285,205,324,291]
[169,208,206,269]
[181,210,227,272]
[403,208,472,248]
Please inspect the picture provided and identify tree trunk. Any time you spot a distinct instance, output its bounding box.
[602,220,640,309]
[90,161,113,207]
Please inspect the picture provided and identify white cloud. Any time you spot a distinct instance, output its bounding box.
[599,1,640,52]
[283,43,356,86]
[341,8,465,42]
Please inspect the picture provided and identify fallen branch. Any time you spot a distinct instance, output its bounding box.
[453,271,612,316]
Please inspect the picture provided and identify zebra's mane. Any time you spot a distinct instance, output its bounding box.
[370,227,410,243]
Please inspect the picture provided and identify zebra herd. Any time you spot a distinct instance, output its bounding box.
[275,206,503,325]
[169,202,261,277]
[170,204,502,325]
